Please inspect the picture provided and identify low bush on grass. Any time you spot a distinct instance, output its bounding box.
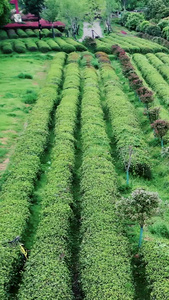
[42,28,52,37]
[36,40,51,53]
[55,37,76,53]
[25,29,37,37]
[0,29,8,40]
[16,29,28,38]
[1,40,13,54]
[7,29,18,39]
[24,39,38,52]
[65,37,87,51]
[145,25,162,37]
[22,90,38,104]
[46,39,60,51]
[13,40,26,53]
[18,73,33,79]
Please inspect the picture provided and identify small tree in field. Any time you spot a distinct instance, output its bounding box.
[151,119,169,148]
[116,188,161,247]
[41,0,59,38]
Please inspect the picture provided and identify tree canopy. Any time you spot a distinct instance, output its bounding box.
[0,0,10,26]
[23,0,44,18]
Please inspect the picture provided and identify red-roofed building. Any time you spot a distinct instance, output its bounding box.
[7,0,65,30]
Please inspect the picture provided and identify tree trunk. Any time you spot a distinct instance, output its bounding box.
[138,225,143,248]
[52,22,55,38]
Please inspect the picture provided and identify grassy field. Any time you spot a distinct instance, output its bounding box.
[0,53,52,176]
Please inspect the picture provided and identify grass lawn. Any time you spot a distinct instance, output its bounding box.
[0,53,52,176]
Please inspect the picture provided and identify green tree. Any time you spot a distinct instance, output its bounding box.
[103,0,120,33]
[23,0,44,19]
[0,0,10,26]
[145,0,166,20]
[151,119,169,148]
[41,0,59,37]
[116,188,161,247]
[59,0,87,39]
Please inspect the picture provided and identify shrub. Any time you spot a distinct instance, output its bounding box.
[25,29,37,37]
[18,73,33,79]
[120,11,131,26]
[0,29,8,40]
[158,19,169,30]
[65,37,87,51]
[139,21,150,32]
[146,25,161,37]
[147,107,160,123]
[162,26,169,40]
[55,37,76,53]
[95,40,111,53]
[25,39,38,52]
[151,119,169,139]
[126,13,145,30]
[1,40,13,54]
[42,28,52,37]
[22,90,38,104]
[7,29,18,39]
[46,39,60,51]
[16,29,28,38]
[37,40,51,53]
[83,36,96,50]
[13,40,26,53]
[54,28,62,37]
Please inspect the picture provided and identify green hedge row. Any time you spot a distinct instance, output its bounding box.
[146,53,169,83]
[156,52,169,64]
[100,33,167,54]
[1,40,13,54]
[13,39,26,53]
[0,28,62,40]
[25,29,37,37]
[142,237,169,299]
[65,37,87,51]
[133,54,169,106]
[18,53,81,299]
[99,55,151,177]
[0,29,8,40]
[0,38,87,54]
[36,40,51,53]
[0,52,66,299]
[80,64,134,299]
[24,39,38,51]
[55,37,76,53]
[46,39,60,51]
[7,29,18,39]
[16,29,28,38]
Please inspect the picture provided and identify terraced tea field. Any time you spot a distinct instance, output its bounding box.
[1,33,169,299]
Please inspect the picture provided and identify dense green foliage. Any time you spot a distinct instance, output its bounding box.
[99,53,151,177]
[23,0,44,18]
[133,53,169,106]
[80,63,134,299]
[55,37,76,53]
[0,0,10,26]
[18,53,80,299]
[13,40,27,53]
[36,40,51,52]
[0,29,8,40]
